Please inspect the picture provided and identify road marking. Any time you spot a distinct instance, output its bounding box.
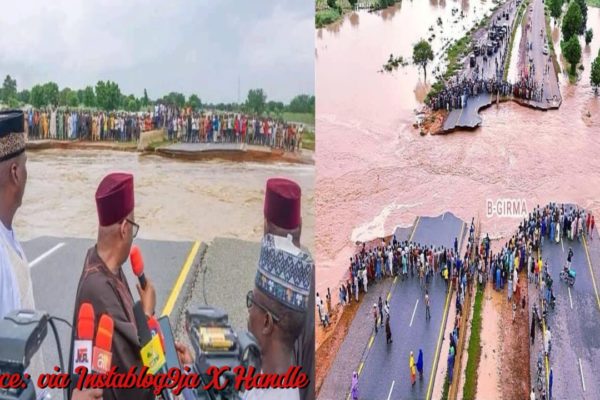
[409,299,419,327]
[358,361,364,375]
[582,235,600,312]
[426,285,452,400]
[29,242,65,268]
[161,241,201,317]
[568,286,573,309]
[368,335,375,349]
[387,380,395,400]
[579,358,586,391]
[409,217,420,242]
[387,291,392,302]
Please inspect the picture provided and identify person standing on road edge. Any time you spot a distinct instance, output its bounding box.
[417,349,424,380]
[425,290,431,320]
[409,351,416,385]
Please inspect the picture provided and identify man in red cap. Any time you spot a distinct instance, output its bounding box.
[69,172,157,400]
[263,177,314,400]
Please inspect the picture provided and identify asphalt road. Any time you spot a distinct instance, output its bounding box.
[540,223,600,398]
[522,0,561,108]
[357,213,466,400]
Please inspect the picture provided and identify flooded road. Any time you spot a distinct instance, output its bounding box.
[17,150,315,252]
[316,1,600,293]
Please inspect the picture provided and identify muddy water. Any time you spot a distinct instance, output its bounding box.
[16,150,315,251]
[316,3,600,293]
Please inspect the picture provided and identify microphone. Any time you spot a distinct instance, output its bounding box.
[92,314,114,374]
[134,301,172,399]
[130,245,146,290]
[73,302,94,373]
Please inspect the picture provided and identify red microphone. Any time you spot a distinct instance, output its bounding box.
[92,314,114,374]
[73,303,94,372]
[130,245,147,290]
[147,316,165,353]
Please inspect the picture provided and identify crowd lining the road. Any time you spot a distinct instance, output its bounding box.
[22,105,306,152]
[320,202,596,398]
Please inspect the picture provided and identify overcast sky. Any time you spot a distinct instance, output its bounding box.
[0,0,314,103]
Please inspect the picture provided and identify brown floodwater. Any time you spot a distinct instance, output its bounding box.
[16,150,315,252]
[316,1,600,293]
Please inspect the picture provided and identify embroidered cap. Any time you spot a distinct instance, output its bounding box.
[0,110,26,162]
[255,234,313,312]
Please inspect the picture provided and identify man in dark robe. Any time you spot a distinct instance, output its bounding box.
[69,173,158,400]
[263,177,314,400]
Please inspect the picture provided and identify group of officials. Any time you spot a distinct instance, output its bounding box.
[0,110,315,400]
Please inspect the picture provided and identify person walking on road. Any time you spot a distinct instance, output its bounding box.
[549,368,553,400]
[385,315,393,344]
[417,349,424,380]
[373,304,379,334]
[425,290,431,321]
[351,371,359,400]
[378,296,384,328]
[530,314,535,345]
[409,351,416,386]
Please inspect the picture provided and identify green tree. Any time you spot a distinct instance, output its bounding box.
[59,88,73,107]
[562,1,582,42]
[288,94,315,114]
[327,0,336,9]
[162,92,186,108]
[95,80,122,111]
[42,82,59,106]
[187,94,202,110]
[574,0,587,34]
[591,50,600,94]
[245,89,267,115]
[348,0,357,7]
[17,90,30,104]
[142,88,149,107]
[267,100,285,114]
[67,91,79,107]
[548,0,562,20]
[30,85,45,108]
[83,86,96,107]
[413,39,434,81]
[562,35,582,75]
[2,75,17,103]
[585,28,593,45]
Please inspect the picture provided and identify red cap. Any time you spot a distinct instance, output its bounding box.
[264,178,301,230]
[95,173,134,226]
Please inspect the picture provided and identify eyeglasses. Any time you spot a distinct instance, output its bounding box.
[126,219,139,238]
[246,290,280,323]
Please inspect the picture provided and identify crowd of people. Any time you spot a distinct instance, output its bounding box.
[169,112,305,152]
[22,104,307,152]
[427,75,549,112]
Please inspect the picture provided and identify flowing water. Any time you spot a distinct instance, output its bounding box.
[316,1,600,293]
[16,150,315,252]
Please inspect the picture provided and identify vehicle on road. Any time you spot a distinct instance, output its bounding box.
[543,44,549,55]
[559,266,576,287]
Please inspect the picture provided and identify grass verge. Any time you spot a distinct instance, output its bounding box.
[462,286,484,399]
[588,0,600,7]
[504,0,529,80]
[281,112,315,126]
[544,11,561,75]
[302,129,315,151]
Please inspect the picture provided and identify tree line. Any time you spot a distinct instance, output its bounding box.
[0,77,315,115]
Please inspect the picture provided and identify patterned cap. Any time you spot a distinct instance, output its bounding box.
[255,234,313,312]
[0,110,26,162]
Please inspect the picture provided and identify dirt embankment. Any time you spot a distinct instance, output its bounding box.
[477,273,530,399]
